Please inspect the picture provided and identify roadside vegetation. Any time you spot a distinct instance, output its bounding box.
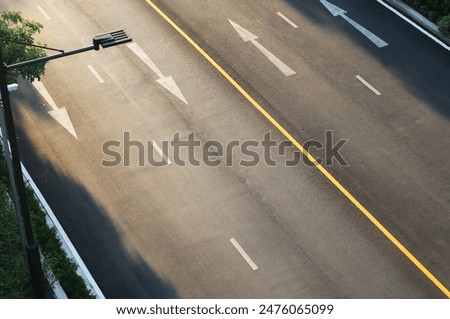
[0,181,32,298]
[0,145,95,298]
[403,0,450,36]
[1,10,95,298]
[0,11,47,82]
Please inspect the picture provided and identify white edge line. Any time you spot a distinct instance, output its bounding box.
[21,163,105,298]
[230,238,258,271]
[0,129,103,298]
[277,12,298,28]
[87,65,105,84]
[0,130,67,299]
[377,0,450,52]
[37,6,51,20]
[150,140,172,165]
[356,75,382,96]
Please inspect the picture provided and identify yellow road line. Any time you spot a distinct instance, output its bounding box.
[144,0,450,298]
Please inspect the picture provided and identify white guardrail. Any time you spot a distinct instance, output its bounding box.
[0,128,104,299]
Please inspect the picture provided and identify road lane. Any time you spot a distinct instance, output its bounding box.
[3,0,341,298]
[139,0,450,296]
[2,0,449,298]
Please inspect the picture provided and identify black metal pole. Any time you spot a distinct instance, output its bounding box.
[0,52,45,298]
[0,30,130,299]
[7,45,96,70]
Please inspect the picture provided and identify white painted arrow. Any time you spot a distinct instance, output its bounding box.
[228,19,296,77]
[319,0,388,48]
[127,42,188,104]
[32,81,78,139]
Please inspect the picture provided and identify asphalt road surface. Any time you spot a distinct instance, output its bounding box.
[1,0,449,298]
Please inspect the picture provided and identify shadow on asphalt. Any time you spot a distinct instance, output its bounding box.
[285,0,450,118]
[6,0,449,299]
[11,99,178,298]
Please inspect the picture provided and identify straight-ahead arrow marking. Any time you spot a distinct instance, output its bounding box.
[319,0,388,48]
[228,19,296,77]
[319,0,347,16]
[340,14,389,48]
[127,42,164,78]
[127,42,188,104]
[141,0,450,298]
[32,81,58,111]
[32,81,78,139]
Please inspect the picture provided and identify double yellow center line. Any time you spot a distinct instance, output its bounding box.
[144,0,450,298]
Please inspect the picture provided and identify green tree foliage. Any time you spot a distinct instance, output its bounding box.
[438,15,450,37]
[0,11,47,83]
[414,0,450,15]
[406,0,450,22]
[405,0,450,36]
[425,0,450,16]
